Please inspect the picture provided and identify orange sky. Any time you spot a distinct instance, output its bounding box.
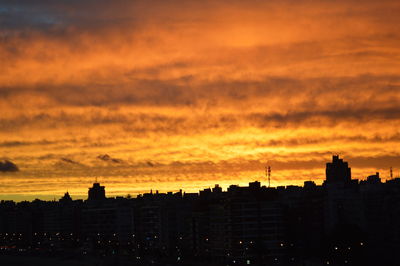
[1,0,400,201]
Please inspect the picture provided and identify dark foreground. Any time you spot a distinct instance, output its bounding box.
[0,253,224,266]
[0,254,358,266]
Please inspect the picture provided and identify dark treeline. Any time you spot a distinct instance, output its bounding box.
[1,156,400,266]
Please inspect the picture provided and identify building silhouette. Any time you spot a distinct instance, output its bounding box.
[325,155,351,184]
[0,155,400,265]
[88,182,106,201]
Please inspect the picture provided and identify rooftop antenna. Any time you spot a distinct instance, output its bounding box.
[265,165,271,188]
[95,176,98,183]
[390,167,393,179]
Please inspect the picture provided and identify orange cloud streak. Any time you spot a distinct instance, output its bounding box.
[0,0,400,200]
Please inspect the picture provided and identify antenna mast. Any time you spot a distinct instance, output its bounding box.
[390,167,393,179]
[265,165,271,188]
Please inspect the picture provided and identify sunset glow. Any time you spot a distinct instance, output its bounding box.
[1,0,400,200]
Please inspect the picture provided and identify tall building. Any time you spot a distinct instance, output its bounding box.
[88,183,106,201]
[325,155,351,184]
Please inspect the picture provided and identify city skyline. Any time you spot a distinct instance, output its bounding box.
[1,155,399,265]
[1,0,400,201]
[1,155,397,202]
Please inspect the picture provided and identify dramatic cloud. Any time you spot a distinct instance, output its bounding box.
[0,0,399,200]
[0,160,18,172]
[60,158,80,164]
[97,154,123,163]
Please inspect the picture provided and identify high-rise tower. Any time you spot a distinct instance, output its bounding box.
[88,182,106,201]
[325,155,351,184]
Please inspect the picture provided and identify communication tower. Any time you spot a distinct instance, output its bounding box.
[265,165,271,187]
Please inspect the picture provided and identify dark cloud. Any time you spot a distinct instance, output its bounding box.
[0,160,19,172]
[2,73,399,109]
[346,155,400,169]
[97,154,122,163]
[0,139,55,147]
[247,107,400,127]
[1,104,400,134]
[59,157,82,165]
[230,133,400,148]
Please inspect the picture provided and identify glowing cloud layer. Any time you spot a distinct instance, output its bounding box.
[0,0,400,200]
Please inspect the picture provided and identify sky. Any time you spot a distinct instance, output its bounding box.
[0,0,400,201]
